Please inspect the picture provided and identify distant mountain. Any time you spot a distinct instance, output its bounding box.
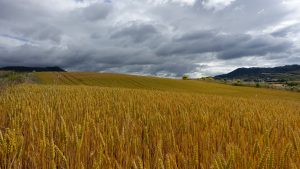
[215,65,300,81]
[0,66,66,72]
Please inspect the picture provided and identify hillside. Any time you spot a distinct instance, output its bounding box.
[0,72,300,168]
[35,72,300,100]
[215,65,300,81]
[0,71,300,168]
[0,66,66,72]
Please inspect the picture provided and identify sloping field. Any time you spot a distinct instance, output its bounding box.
[0,72,300,168]
[1,84,300,168]
[35,72,300,100]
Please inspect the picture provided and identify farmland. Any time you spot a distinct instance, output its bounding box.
[35,72,300,100]
[0,72,300,168]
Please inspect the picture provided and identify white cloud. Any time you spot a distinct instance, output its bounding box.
[0,36,24,47]
[172,0,197,6]
[28,0,84,11]
[262,20,299,34]
[257,9,265,15]
[282,0,300,9]
[147,0,197,6]
[202,0,236,10]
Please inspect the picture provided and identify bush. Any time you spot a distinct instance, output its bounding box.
[287,82,298,87]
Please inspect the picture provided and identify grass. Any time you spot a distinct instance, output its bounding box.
[0,71,35,91]
[0,72,299,168]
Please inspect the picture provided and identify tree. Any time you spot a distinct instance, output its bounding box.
[256,83,260,88]
[182,75,189,80]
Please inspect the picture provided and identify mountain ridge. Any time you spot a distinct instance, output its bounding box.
[215,65,300,81]
[0,66,66,72]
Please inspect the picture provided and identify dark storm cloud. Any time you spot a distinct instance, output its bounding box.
[111,23,158,43]
[217,35,292,59]
[0,45,62,67]
[155,30,240,56]
[0,0,299,77]
[156,30,291,60]
[12,24,63,43]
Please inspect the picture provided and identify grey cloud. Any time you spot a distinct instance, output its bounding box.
[0,1,46,21]
[156,31,250,56]
[0,34,34,44]
[271,23,300,37]
[156,30,292,61]
[148,63,199,77]
[11,24,63,43]
[81,2,112,21]
[0,45,63,67]
[103,62,199,77]
[0,0,63,45]
[0,0,299,77]
[217,35,292,59]
[110,23,158,43]
[176,30,217,42]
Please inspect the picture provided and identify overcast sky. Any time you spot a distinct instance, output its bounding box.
[0,0,300,77]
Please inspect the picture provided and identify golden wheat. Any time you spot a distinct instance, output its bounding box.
[0,84,299,168]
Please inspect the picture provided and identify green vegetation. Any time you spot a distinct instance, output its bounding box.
[287,82,299,87]
[182,75,189,80]
[0,71,35,90]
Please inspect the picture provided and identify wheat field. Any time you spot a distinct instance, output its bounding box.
[0,72,300,168]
